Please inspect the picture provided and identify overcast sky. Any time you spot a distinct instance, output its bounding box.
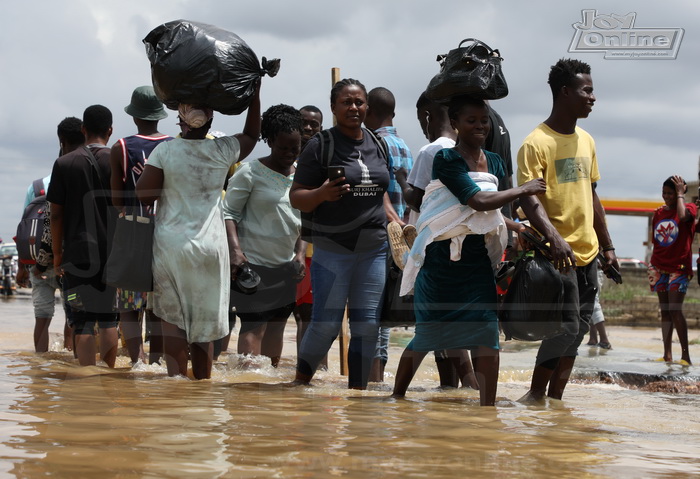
[1,0,698,261]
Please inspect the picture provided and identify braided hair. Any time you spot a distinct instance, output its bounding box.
[260,104,303,144]
[330,78,367,104]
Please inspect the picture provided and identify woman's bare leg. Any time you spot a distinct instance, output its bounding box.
[392,348,428,397]
[472,346,499,406]
[191,342,213,379]
[160,318,189,377]
[668,290,691,364]
[261,316,288,367]
[657,291,674,362]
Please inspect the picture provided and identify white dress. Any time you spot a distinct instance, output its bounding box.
[147,136,239,343]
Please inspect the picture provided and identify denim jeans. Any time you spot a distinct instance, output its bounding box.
[374,326,391,363]
[297,242,387,388]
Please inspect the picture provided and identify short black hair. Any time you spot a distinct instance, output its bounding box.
[57,117,84,146]
[260,104,303,144]
[82,105,112,136]
[330,78,367,105]
[367,87,395,118]
[548,58,591,99]
[300,105,323,122]
[447,95,487,120]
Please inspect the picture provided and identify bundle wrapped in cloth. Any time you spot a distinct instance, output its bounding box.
[143,20,280,115]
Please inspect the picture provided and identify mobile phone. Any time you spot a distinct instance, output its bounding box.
[328,166,345,182]
[597,252,623,284]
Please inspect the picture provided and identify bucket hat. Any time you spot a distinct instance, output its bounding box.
[124,86,168,121]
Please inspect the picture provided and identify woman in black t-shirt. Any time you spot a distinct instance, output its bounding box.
[290,78,400,389]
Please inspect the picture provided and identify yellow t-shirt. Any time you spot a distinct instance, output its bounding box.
[517,123,601,266]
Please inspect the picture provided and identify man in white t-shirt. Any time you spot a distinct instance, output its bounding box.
[395,92,457,225]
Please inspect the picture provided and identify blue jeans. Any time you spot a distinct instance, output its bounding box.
[297,243,387,388]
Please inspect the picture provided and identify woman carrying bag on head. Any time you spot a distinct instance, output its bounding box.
[391,96,545,405]
[290,78,401,389]
[136,84,261,380]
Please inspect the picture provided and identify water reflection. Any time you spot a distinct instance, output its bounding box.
[0,295,699,477]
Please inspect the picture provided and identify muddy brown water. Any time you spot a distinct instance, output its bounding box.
[1,291,699,478]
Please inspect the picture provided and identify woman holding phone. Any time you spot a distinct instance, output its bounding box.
[290,78,400,389]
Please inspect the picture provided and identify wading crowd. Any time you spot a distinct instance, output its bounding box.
[15,55,695,407]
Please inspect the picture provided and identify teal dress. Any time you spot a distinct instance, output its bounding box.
[409,148,506,352]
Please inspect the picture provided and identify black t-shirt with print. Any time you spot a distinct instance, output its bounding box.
[47,145,115,276]
[293,127,389,253]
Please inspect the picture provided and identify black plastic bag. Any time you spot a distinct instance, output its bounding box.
[143,20,280,115]
[498,251,565,341]
[426,38,508,102]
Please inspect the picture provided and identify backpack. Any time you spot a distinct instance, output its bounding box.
[299,128,388,242]
[15,179,47,265]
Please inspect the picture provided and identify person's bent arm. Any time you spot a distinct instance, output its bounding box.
[135,165,164,206]
[384,192,402,224]
[110,141,125,210]
[592,187,619,272]
[519,194,576,272]
[293,237,307,281]
[394,167,425,212]
[225,219,247,279]
[467,178,545,211]
[289,178,349,213]
[234,83,261,161]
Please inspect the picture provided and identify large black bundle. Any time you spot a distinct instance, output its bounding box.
[425,38,508,102]
[143,20,280,115]
[498,252,565,341]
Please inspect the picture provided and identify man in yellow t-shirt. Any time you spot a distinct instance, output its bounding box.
[516,58,619,403]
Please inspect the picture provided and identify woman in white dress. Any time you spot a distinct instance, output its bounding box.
[137,87,260,379]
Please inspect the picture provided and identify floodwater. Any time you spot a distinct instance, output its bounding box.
[1,292,699,478]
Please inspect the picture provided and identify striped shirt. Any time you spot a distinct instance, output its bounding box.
[374,126,413,219]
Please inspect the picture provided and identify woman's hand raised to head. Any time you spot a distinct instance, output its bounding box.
[518,178,546,197]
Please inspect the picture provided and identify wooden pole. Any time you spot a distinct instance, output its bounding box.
[330,67,350,377]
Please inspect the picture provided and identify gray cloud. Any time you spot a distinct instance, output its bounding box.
[1,0,697,262]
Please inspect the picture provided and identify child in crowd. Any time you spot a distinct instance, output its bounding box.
[648,175,695,366]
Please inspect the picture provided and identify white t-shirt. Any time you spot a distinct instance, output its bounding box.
[406,136,456,225]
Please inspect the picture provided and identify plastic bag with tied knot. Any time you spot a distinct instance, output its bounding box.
[143,20,280,115]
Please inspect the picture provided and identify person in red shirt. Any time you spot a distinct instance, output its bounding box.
[649,175,696,366]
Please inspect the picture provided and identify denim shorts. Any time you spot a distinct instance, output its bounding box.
[648,265,690,293]
[30,267,61,318]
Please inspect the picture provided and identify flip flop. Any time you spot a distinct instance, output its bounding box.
[676,359,691,367]
[598,342,612,350]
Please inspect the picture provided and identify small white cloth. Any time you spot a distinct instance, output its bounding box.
[400,172,507,296]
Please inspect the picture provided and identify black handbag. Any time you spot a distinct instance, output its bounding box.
[104,209,154,292]
[498,250,565,341]
[380,259,415,328]
[426,38,508,102]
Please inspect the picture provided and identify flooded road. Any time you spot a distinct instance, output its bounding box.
[0,292,699,478]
